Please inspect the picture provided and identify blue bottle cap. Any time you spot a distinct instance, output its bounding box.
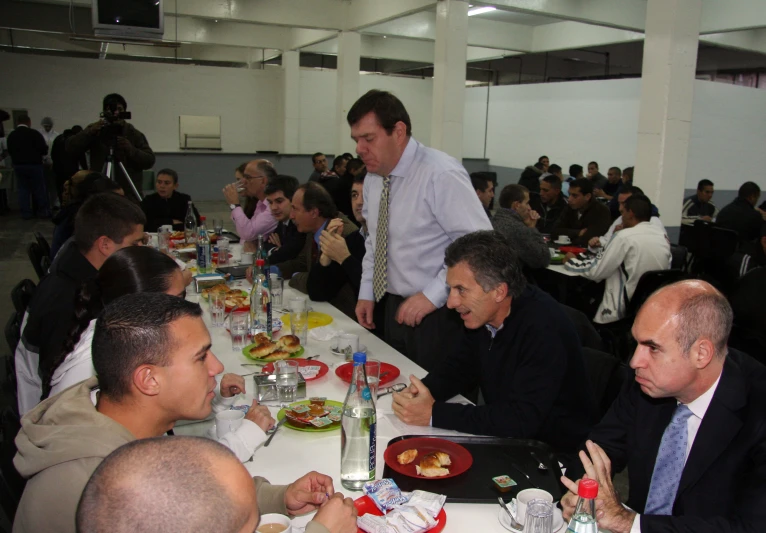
[352,352,367,364]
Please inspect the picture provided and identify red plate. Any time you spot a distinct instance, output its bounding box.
[384,437,473,480]
[335,362,400,387]
[558,246,586,255]
[353,495,447,533]
[262,358,329,381]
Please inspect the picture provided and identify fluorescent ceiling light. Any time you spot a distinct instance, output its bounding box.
[468,6,496,16]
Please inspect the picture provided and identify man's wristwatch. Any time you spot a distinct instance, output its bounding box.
[229,204,240,211]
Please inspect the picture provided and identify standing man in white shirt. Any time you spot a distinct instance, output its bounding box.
[560,280,766,533]
[222,159,278,245]
[347,90,492,370]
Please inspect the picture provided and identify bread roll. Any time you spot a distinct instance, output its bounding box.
[415,452,451,477]
[262,349,290,362]
[397,449,418,465]
[250,342,277,359]
[277,335,302,353]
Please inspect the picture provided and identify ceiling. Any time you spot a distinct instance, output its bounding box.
[1,0,766,81]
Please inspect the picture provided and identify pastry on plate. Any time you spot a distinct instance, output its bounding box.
[416,452,451,477]
[277,334,302,353]
[262,349,290,362]
[397,449,418,465]
[253,333,271,346]
[249,341,277,359]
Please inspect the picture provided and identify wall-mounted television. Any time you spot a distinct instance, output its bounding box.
[92,0,164,41]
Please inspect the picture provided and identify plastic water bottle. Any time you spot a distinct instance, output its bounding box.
[196,216,212,274]
[566,478,599,533]
[340,352,377,490]
[184,201,197,244]
[250,259,272,338]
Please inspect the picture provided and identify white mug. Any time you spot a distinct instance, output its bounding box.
[215,410,245,438]
[510,488,554,525]
[240,252,254,265]
[256,513,292,533]
[555,235,571,245]
[337,333,359,354]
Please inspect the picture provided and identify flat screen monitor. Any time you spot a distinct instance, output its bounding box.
[92,0,164,40]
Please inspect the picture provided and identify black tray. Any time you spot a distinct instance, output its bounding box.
[382,435,564,504]
[216,265,249,279]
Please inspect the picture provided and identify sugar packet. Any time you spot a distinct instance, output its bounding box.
[362,479,409,514]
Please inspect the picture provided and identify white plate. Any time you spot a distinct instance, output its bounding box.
[498,505,565,533]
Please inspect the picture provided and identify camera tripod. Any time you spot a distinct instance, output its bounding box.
[102,145,142,202]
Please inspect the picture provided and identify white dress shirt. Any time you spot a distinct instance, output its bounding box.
[630,374,722,533]
[360,137,492,307]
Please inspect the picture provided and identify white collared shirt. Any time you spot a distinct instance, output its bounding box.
[630,373,722,533]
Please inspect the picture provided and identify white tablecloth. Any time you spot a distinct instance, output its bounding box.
[174,259,523,532]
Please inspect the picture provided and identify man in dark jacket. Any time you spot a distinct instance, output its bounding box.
[66,93,155,197]
[140,168,200,232]
[536,175,568,233]
[263,175,305,264]
[716,181,763,245]
[51,126,87,203]
[6,114,49,219]
[552,178,612,246]
[391,231,595,453]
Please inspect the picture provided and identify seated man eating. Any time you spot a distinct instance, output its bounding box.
[392,230,596,453]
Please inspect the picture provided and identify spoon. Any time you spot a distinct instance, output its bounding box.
[497,497,523,530]
[531,451,548,471]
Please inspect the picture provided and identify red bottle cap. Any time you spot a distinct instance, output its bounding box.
[578,478,599,499]
[200,216,206,221]
[256,259,265,266]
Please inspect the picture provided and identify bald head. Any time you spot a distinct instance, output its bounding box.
[643,280,733,358]
[76,436,258,533]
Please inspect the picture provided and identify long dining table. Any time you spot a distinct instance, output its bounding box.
[173,267,533,532]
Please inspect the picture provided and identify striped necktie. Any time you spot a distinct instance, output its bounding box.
[372,176,391,302]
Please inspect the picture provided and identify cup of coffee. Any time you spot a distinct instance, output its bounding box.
[510,488,554,526]
[215,410,245,439]
[555,235,571,245]
[337,333,359,355]
[256,513,291,533]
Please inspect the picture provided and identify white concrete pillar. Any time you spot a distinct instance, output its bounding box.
[336,31,361,155]
[282,50,300,154]
[430,0,469,159]
[634,0,702,233]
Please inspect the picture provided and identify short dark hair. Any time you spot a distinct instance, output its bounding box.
[697,179,714,190]
[342,153,354,161]
[347,158,365,175]
[347,90,412,136]
[353,174,366,186]
[619,185,644,197]
[569,164,583,177]
[156,168,179,184]
[542,175,562,189]
[17,115,31,126]
[471,175,491,192]
[92,293,203,401]
[312,152,324,164]
[738,181,761,199]
[569,178,593,196]
[297,182,337,219]
[622,166,634,182]
[71,125,83,134]
[609,166,622,176]
[264,175,299,200]
[548,164,562,175]
[103,93,127,111]
[588,161,599,168]
[76,437,246,533]
[538,155,549,163]
[623,194,652,222]
[445,231,526,298]
[74,173,122,202]
[499,184,528,209]
[333,155,346,170]
[74,194,146,253]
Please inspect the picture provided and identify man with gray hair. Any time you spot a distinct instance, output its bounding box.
[561,280,766,533]
[76,436,357,533]
[392,230,595,452]
[222,158,278,243]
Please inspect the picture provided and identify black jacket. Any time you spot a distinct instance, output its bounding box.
[575,349,766,533]
[552,198,612,246]
[6,126,48,165]
[267,220,306,265]
[51,132,87,181]
[307,229,365,303]
[141,191,200,232]
[535,193,568,234]
[716,197,763,244]
[22,244,101,394]
[422,285,597,452]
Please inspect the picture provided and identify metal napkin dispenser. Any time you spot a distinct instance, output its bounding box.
[253,373,306,402]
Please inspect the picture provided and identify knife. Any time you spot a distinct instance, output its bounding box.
[510,462,539,488]
[264,417,288,447]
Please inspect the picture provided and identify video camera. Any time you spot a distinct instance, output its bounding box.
[99,104,132,141]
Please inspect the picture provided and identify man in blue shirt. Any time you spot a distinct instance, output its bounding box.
[346,90,492,370]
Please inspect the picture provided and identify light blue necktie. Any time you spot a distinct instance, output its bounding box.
[644,404,694,515]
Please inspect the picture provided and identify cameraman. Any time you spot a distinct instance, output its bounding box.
[66,93,155,198]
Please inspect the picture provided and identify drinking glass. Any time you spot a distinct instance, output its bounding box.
[524,500,554,533]
[229,310,250,351]
[275,360,299,406]
[269,274,283,309]
[214,219,224,235]
[217,238,230,266]
[364,359,381,399]
[210,291,226,327]
[288,297,308,345]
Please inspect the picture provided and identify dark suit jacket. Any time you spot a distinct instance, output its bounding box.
[580,349,766,533]
[267,220,306,265]
[7,126,48,165]
[551,198,612,246]
[141,190,200,232]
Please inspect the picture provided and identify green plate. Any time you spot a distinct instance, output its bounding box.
[277,400,344,432]
[241,344,304,362]
[550,254,566,265]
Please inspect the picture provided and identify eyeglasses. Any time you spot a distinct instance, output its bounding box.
[242,173,267,181]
